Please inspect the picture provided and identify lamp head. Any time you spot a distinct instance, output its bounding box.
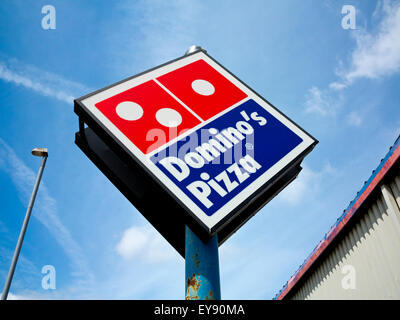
[31,148,48,157]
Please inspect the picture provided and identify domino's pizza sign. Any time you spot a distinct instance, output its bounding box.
[75,49,317,237]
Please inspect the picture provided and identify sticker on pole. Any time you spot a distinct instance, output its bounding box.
[77,50,316,234]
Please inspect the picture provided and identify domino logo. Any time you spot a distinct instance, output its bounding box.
[94,59,247,154]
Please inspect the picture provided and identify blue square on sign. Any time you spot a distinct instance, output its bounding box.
[151,99,303,216]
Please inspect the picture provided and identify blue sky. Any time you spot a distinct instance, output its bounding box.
[0,0,399,299]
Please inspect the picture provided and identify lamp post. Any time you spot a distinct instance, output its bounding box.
[1,148,48,300]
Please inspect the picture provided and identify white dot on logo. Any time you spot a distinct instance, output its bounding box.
[116,101,143,121]
[191,79,215,96]
[156,108,182,127]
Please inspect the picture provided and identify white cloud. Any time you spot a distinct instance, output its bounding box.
[277,163,336,205]
[329,81,347,91]
[0,139,95,288]
[0,55,90,104]
[307,1,400,118]
[116,226,149,259]
[116,225,176,263]
[7,293,23,300]
[337,1,400,86]
[6,292,33,300]
[304,86,334,116]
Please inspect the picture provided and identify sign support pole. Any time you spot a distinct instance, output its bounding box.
[185,225,221,300]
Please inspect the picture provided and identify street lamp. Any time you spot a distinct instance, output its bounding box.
[1,148,48,300]
[31,148,48,157]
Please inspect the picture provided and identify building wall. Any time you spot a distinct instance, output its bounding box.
[290,171,400,300]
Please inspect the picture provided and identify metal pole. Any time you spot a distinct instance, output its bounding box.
[185,225,221,300]
[1,154,48,300]
[183,45,220,300]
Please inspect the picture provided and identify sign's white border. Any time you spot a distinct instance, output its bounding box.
[80,52,315,232]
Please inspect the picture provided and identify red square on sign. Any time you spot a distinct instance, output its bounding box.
[157,59,247,121]
[95,80,201,154]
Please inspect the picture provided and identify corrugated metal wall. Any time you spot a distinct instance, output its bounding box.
[290,171,400,300]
